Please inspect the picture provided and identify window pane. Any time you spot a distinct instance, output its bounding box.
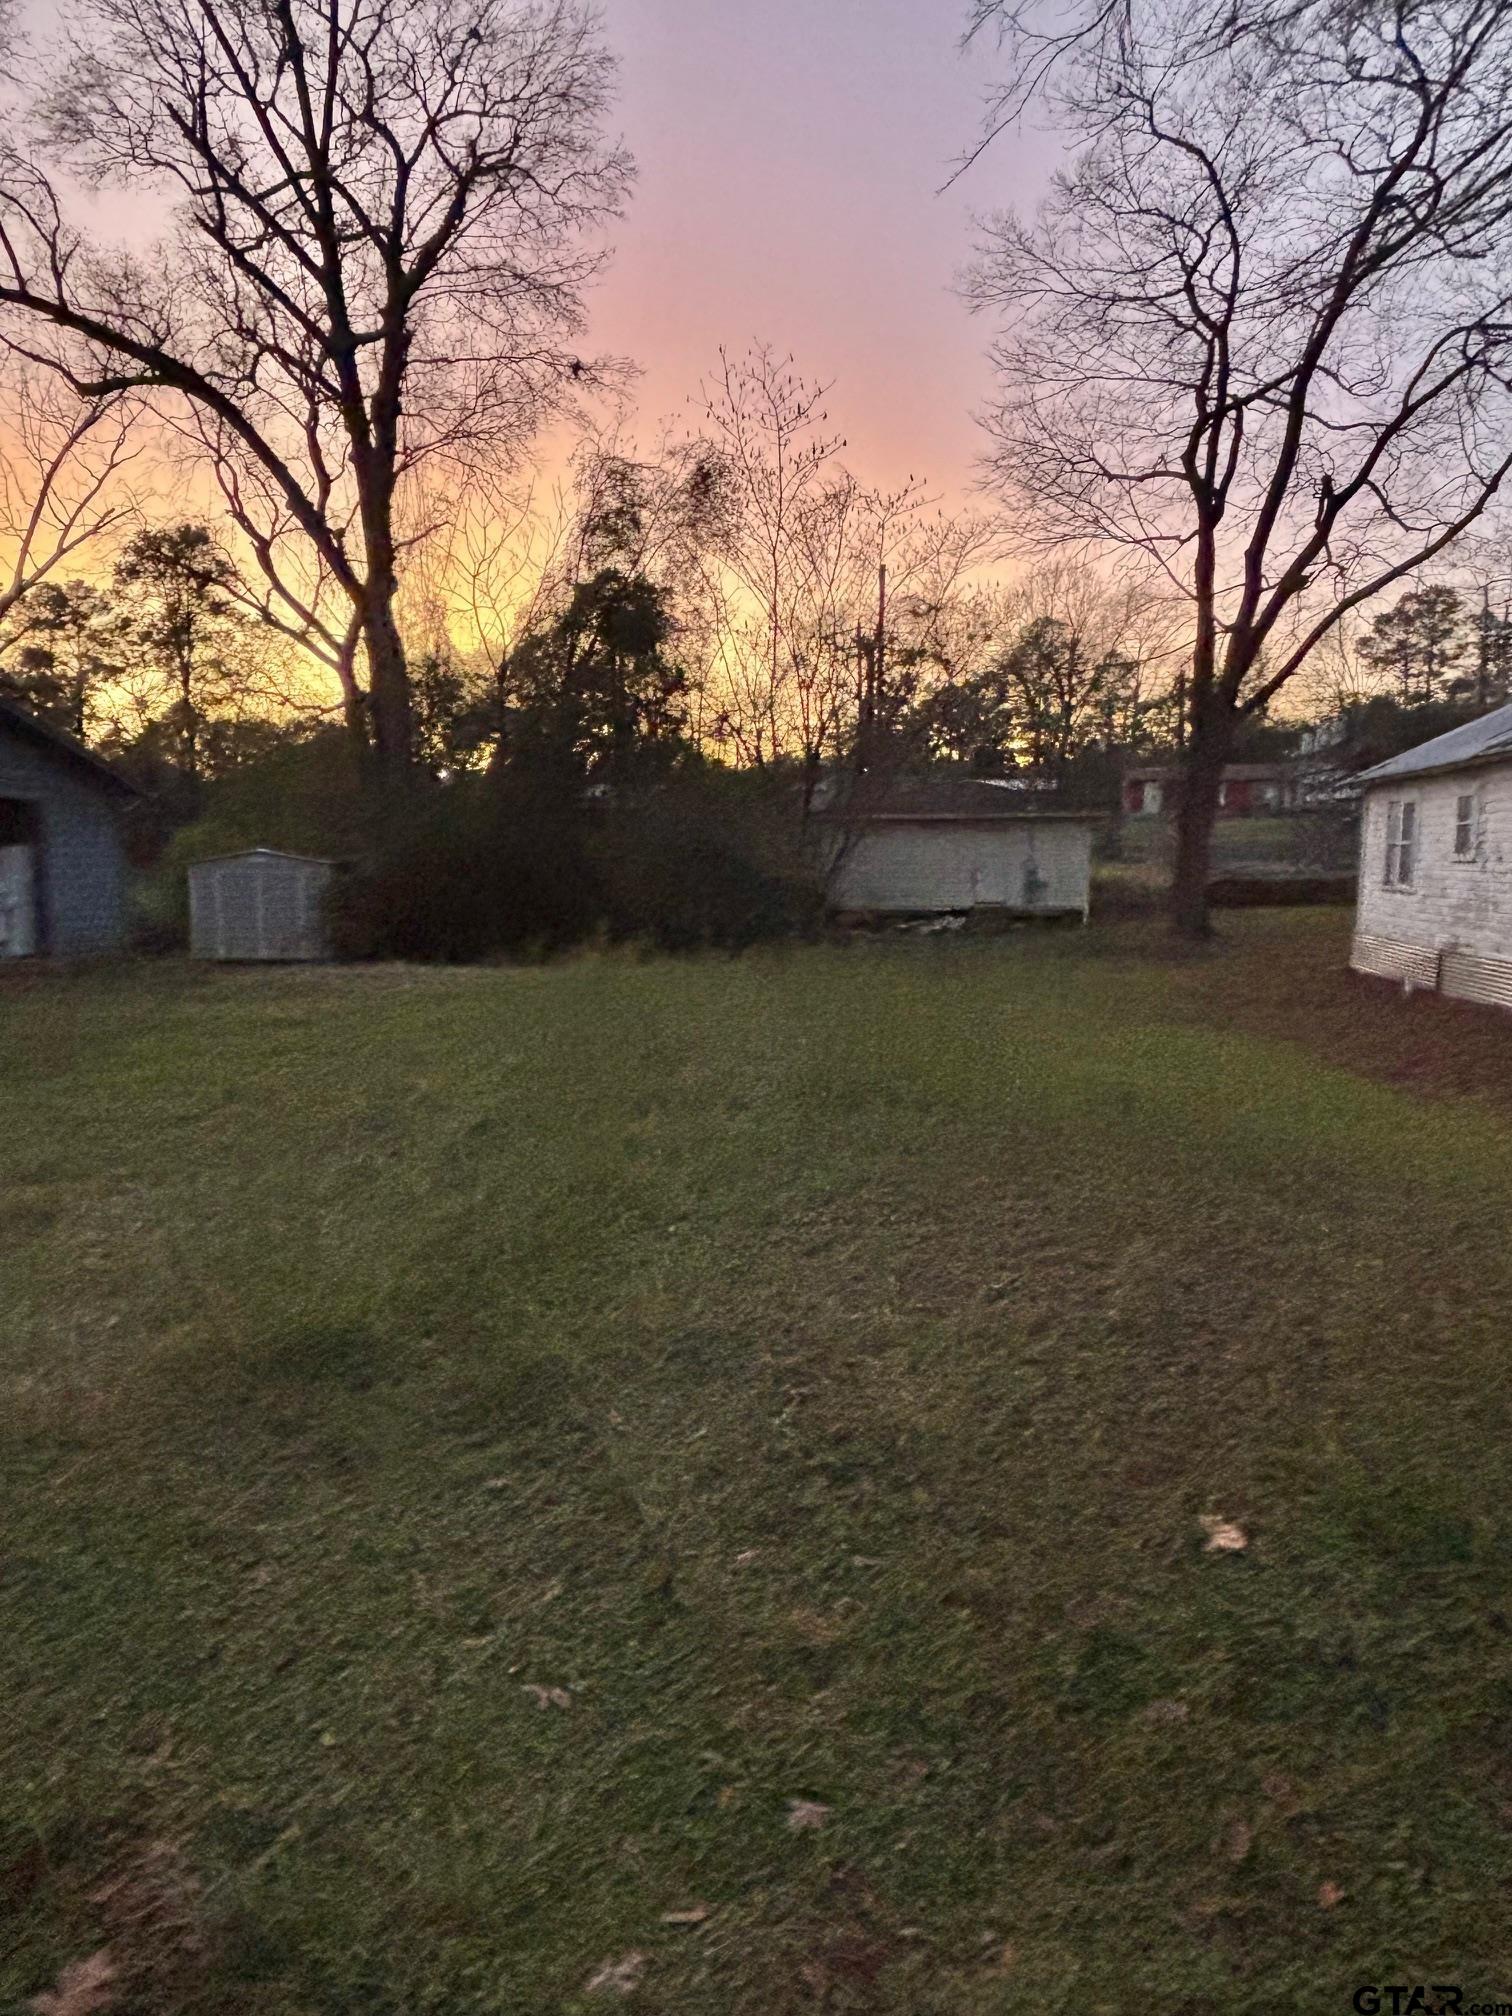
[1456,794,1475,857]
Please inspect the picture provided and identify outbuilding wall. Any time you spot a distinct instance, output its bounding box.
[189,851,334,961]
[0,721,129,954]
[1351,761,1512,1005]
[826,819,1093,916]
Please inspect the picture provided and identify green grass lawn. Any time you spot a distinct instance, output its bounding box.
[5,914,1512,2014]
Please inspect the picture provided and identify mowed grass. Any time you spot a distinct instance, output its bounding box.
[4,913,1512,2014]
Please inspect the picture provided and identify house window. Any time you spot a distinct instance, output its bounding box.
[1454,792,1476,860]
[1384,799,1417,887]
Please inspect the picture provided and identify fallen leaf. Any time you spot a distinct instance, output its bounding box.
[1141,1697,1190,1726]
[659,1905,710,1926]
[1224,1819,1254,1864]
[786,1798,830,1832]
[30,1949,117,2016]
[716,1785,738,1809]
[1200,1514,1248,1553]
[997,1941,1018,1975]
[733,1548,760,1567]
[522,1684,571,1710]
[585,1951,646,1996]
[1317,1880,1345,1910]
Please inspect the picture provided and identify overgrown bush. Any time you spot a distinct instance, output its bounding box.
[593,765,823,952]
[329,774,600,961]
[329,760,822,962]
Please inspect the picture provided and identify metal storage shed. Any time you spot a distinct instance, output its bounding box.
[188,848,335,961]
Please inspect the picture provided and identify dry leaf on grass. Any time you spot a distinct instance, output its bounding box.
[1317,1880,1345,1909]
[522,1684,572,1710]
[585,1951,646,1996]
[1224,1820,1254,1863]
[659,1905,710,1926]
[30,1949,117,2015]
[785,1798,831,1832]
[1141,1697,1190,1726]
[1200,1515,1249,1553]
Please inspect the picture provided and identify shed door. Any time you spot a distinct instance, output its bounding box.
[0,844,37,957]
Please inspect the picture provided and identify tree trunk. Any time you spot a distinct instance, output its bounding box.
[362,578,413,781]
[1168,700,1235,937]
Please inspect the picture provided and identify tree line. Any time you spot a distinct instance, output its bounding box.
[1,0,1510,936]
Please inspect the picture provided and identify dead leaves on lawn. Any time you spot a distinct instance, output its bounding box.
[29,1837,209,2016]
[585,1950,647,1996]
[30,1950,116,2016]
[1200,1514,1249,1553]
[785,1799,831,1832]
[522,1683,572,1710]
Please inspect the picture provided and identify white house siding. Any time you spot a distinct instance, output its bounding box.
[827,819,1093,917]
[1351,761,1512,1005]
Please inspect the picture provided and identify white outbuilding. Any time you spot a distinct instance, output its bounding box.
[811,774,1098,921]
[1350,703,1512,1009]
[188,847,336,962]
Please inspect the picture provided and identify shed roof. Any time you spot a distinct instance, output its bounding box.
[187,847,336,869]
[809,772,1095,823]
[0,699,141,797]
[1124,760,1291,784]
[1355,703,1512,786]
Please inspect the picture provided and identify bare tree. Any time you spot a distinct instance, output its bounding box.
[967,0,1512,933]
[689,346,1000,794]
[689,346,852,775]
[0,357,143,629]
[0,0,630,778]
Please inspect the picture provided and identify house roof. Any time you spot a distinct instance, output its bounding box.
[1125,761,1291,784]
[1355,703,1512,786]
[809,772,1096,823]
[0,698,142,798]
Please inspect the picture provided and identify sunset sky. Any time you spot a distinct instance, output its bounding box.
[560,0,1056,505]
[14,0,1054,508]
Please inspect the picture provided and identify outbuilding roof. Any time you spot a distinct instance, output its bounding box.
[1355,703,1512,786]
[0,699,141,797]
[186,847,336,869]
[809,772,1096,822]
[1124,761,1291,784]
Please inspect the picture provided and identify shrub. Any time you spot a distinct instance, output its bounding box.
[329,775,600,961]
[327,760,822,963]
[593,767,824,952]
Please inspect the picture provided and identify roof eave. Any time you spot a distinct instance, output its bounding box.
[0,701,143,798]
[1358,747,1512,789]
